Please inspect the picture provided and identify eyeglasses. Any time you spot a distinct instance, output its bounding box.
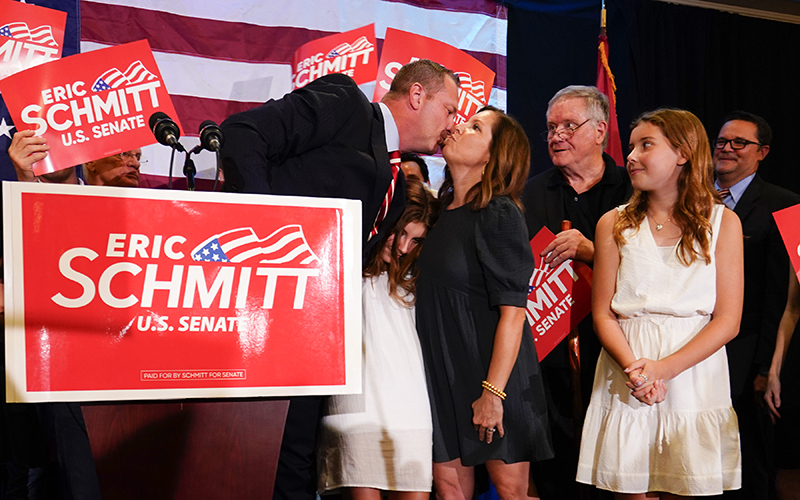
[113,151,148,165]
[541,119,591,142]
[713,138,762,150]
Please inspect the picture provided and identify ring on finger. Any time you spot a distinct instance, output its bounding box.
[639,374,648,383]
[486,427,496,433]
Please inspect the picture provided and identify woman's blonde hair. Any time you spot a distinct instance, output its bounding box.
[614,108,721,266]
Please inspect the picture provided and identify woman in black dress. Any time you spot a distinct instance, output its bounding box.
[416,106,552,499]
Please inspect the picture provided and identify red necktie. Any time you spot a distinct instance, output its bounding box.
[370,150,401,239]
[717,188,731,198]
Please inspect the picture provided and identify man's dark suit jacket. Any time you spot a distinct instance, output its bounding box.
[728,174,800,397]
[220,73,405,262]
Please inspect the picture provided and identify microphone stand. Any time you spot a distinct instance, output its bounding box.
[168,147,177,189]
[213,150,221,192]
[184,146,202,191]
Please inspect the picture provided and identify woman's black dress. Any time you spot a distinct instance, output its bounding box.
[416,196,553,466]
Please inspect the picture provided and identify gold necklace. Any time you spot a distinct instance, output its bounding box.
[649,213,671,231]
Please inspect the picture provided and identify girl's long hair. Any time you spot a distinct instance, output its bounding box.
[438,106,531,211]
[364,179,438,304]
[614,108,721,265]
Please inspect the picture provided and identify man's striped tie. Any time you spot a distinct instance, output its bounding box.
[370,150,402,239]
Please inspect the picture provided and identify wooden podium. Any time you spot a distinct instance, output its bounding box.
[82,399,289,500]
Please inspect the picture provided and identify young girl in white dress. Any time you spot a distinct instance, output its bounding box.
[576,108,743,499]
[317,180,437,500]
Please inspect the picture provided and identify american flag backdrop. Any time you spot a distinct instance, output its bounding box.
[79,0,509,187]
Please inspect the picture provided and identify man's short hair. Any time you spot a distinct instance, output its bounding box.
[383,59,459,101]
[720,110,772,146]
[547,85,611,148]
[400,152,429,182]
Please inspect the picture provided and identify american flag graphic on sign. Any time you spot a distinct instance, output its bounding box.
[91,60,157,92]
[0,22,59,47]
[191,225,320,266]
[326,36,374,58]
[456,72,487,102]
[528,254,553,295]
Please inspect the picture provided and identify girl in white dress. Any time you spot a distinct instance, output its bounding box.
[317,180,437,500]
[576,109,743,499]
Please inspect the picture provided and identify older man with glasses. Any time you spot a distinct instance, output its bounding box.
[522,85,631,500]
[713,110,800,500]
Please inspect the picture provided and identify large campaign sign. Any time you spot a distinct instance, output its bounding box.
[373,28,495,124]
[292,24,377,90]
[0,1,66,81]
[526,228,593,361]
[0,39,180,176]
[3,182,362,402]
[774,203,800,280]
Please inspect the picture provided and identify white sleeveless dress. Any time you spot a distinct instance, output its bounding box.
[576,204,741,495]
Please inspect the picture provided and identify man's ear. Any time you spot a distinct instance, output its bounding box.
[408,82,425,111]
[758,144,770,162]
[595,120,608,146]
[84,161,96,173]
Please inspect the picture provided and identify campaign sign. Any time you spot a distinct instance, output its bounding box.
[526,227,593,361]
[0,39,181,176]
[3,182,362,402]
[373,28,495,124]
[774,203,800,280]
[292,24,377,90]
[0,0,66,80]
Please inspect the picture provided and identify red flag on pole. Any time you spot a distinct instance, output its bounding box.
[596,8,625,167]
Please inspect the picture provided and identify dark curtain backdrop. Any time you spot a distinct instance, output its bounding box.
[507,0,800,194]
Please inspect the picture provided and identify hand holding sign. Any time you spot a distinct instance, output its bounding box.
[527,227,593,361]
[0,39,181,176]
[7,129,49,182]
[540,227,595,267]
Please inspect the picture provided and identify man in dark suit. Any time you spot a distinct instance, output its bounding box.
[522,85,631,500]
[713,111,800,500]
[221,60,459,263]
[220,59,459,500]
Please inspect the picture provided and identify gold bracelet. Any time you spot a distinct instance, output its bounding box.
[481,380,506,400]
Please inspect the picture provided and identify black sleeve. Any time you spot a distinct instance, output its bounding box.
[219,74,365,194]
[475,197,534,308]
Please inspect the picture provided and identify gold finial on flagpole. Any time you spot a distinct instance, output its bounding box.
[601,0,607,32]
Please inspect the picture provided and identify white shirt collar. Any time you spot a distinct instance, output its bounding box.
[378,102,400,153]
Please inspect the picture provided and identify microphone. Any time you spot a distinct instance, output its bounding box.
[199,120,224,152]
[149,112,185,152]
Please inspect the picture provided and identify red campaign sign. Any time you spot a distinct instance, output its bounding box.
[373,28,495,124]
[773,203,800,280]
[292,24,377,89]
[3,182,362,402]
[0,0,66,80]
[0,39,181,176]
[526,227,593,361]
